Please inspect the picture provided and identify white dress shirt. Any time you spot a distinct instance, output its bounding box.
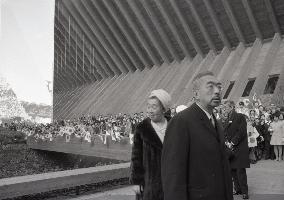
[196,102,215,128]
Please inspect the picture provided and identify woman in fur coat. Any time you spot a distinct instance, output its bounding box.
[130,89,171,200]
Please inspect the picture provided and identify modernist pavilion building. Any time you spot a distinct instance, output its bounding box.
[53,0,284,120]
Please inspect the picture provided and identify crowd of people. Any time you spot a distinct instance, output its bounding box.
[1,95,284,161]
[0,112,146,144]
[215,100,284,162]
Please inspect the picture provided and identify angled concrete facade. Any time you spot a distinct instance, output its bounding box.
[53,0,284,120]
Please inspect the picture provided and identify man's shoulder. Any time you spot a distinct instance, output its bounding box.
[174,104,196,119]
[168,105,199,129]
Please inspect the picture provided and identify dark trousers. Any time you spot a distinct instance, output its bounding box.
[264,136,275,159]
[264,136,271,159]
[231,168,248,195]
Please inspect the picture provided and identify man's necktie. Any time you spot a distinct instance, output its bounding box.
[210,116,215,128]
[210,116,220,142]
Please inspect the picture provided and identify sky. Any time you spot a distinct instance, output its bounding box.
[0,0,54,105]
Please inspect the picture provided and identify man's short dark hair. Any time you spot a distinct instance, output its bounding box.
[192,71,215,83]
[192,71,215,97]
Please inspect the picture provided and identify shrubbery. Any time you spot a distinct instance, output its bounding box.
[0,144,120,179]
[0,129,121,179]
[0,144,59,178]
[0,128,26,145]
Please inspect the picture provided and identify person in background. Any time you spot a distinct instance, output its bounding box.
[112,122,122,140]
[130,89,171,200]
[124,118,132,140]
[247,117,260,164]
[140,111,145,119]
[236,101,249,117]
[170,107,177,117]
[279,113,284,160]
[164,108,171,120]
[254,118,264,160]
[269,105,277,121]
[223,100,250,199]
[270,113,284,161]
[256,114,271,159]
[258,105,268,120]
[93,123,100,135]
[213,107,220,120]
[253,101,260,118]
[131,117,138,133]
[249,109,256,120]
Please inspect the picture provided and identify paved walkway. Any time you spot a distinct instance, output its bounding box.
[69,160,284,200]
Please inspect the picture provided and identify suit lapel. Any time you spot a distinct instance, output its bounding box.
[192,103,220,142]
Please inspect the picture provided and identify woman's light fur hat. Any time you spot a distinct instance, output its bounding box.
[149,89,171,111]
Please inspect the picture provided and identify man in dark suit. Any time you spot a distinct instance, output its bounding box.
[223,100,250,199]
[161,71,233,200]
